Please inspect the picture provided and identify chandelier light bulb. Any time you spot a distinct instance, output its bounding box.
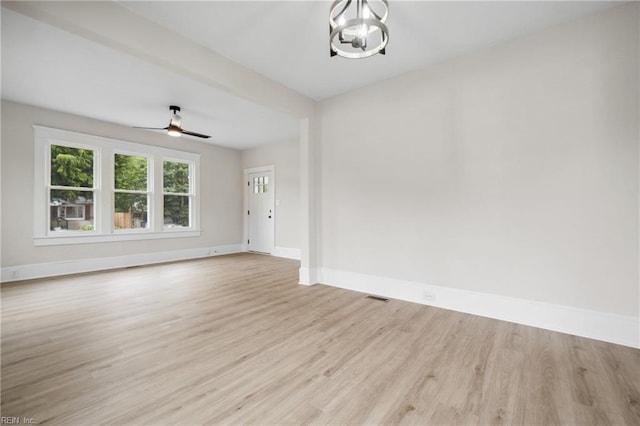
[358,24,368,39]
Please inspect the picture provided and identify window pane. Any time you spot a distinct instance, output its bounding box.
[51,145,94,187]
[50,189,94,231]
[114,193,148,230]
[114,154,147,190]
[163,161,190,193]
[164,195,189,227]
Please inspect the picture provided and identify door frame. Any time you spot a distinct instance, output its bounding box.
[243,165,275,253]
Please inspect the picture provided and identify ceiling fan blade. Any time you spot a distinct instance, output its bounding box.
[133,126,169,131]
[181,129,211,139]
[134,107,211,139]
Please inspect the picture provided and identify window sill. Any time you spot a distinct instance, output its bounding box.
[33,230,201,246]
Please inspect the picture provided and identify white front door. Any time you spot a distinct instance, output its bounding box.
[248,170,274,254]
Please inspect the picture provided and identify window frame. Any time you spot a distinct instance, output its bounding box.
[162,158,195,231]
[47,140,98,235]
[34,126,201,246]
[113,151,152,233]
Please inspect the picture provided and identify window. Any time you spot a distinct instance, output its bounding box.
[34,126,200,245]
[252,175,269,193]
[114,153,149,230]
[163,160,192,228]
[49,144,95,232]
[57,205,85,220]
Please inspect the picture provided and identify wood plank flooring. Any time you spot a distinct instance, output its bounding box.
[1,253,639,425]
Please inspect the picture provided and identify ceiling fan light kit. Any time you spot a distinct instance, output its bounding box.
[330,0,389,59]
[166,125,182,137]
[167,105,183,137]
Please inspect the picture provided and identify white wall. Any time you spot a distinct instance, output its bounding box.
[1,100,244,273]
[319,4,639,344]
[242,140,300,255]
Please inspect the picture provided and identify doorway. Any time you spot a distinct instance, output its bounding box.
[245,167,275,254]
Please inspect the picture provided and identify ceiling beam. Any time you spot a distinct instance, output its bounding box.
[2,1,316,119]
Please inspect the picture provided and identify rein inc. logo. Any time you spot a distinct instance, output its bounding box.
[1,418,34,424]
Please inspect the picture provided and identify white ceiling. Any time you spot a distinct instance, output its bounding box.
[0,8,299,149]
[120,1,618,100]
[1,1,619,149]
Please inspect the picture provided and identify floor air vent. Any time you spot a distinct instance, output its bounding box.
[365,295,389,302]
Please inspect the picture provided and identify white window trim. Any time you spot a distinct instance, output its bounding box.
[34,126,201,246]
[162,157,196,231]
[113,151,152,233]
[46,138,99,236]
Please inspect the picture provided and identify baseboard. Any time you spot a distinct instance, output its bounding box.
[1,244,243,283]
[272,246,301,260]
[299,267,319,286]
[320,268,639,349]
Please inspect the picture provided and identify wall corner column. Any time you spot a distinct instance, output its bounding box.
[299,111,320,285]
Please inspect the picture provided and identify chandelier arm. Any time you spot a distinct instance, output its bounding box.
[364,0,383,21]
[330,0,352,26]
[363,0,388,22]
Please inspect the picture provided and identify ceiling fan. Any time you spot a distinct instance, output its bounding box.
[134,105,211,139]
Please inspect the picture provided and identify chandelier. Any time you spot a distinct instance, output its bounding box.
[330,0,389,59]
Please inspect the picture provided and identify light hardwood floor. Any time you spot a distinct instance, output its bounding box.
[1,254,639,425]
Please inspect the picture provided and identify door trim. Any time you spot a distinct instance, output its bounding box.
[243,165,275,253]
